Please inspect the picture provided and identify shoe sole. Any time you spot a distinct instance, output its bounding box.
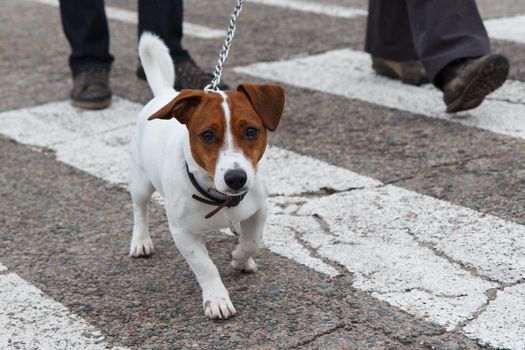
[71,98,112,110]
[446,55,509,113]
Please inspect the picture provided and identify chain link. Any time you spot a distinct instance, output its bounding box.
[204,0,245,92]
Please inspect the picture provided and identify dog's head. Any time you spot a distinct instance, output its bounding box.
[148,83,285,194]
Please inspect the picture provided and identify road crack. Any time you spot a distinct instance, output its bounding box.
[269,185,376,200]
[405,228,501,286]
[289,322,347,349]
[384,152,506,186]
[456,278,525,331]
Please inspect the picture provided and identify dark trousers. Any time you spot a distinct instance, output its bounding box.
[365,0,491,83]
[59,0,190,76]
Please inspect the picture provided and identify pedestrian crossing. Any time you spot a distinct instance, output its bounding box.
[2,0,525,349]
[1,95,524,348]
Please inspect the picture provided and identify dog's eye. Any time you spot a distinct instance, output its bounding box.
[200,130,216,144]
[244,127,259,140]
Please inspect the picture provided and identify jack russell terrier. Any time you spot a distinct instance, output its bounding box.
[129,33,285,319]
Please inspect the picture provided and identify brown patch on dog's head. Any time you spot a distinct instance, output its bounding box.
[148,90,226,179]
[237,83,285,132]
[229,83,285,167]
[148,89,204,123]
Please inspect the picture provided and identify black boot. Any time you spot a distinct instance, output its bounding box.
[436,54,509,113]
[70,67,112,110]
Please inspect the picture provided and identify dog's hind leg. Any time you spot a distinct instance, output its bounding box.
[231,207,267,273]
[129,163,155,257]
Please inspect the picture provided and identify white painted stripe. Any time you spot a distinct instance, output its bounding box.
[234,48,525,140]
[24,0,225,39]
[265,197,340,277]
[0,98,138,149]
[265,146,380,196]
[182,23,225,40]
[1,99,524,347]
[464,284,525,349]
[293,185,525,323]
[489,79,525,105]
[484,15,525,44]
[0,273,125,350]
[248,0,367,18]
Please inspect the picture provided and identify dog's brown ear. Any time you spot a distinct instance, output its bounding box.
[148,89,204,124]
[237,83,285,131]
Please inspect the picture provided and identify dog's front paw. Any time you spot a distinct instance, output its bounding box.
[129,237,154,257]
[203,296,236,319]
[231,257,258,273]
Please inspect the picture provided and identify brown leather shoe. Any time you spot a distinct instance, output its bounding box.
[70,68,112,110]
[136,58,230,90]
[371,56,429,86]
[438,54,509,113]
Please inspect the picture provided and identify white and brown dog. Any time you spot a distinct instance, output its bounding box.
[128,33,285,319]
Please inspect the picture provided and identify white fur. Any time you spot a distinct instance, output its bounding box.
[138,32,175,97]
[129,33,269,319]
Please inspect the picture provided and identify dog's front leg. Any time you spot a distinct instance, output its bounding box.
[169,226,236,319]
[231,207,267,273]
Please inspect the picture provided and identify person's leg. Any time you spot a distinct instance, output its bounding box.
[58,0,113,109]
[365,0,427,85]
[404,0,490,83]
[137,0,229,90]
[138,0,190,64]
[365,0,418,62]
[405,0,509,113]
[59,0,114,76]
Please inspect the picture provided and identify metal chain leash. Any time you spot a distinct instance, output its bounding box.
[204,0,245,92]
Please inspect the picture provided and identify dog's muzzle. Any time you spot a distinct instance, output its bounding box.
[186,163,247,219]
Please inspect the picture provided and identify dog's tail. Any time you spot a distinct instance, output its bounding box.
[138,32,175,97]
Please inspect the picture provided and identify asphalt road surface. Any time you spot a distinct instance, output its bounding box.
[1,0,525,349]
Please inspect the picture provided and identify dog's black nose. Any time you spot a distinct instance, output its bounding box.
[224,169,247,190]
